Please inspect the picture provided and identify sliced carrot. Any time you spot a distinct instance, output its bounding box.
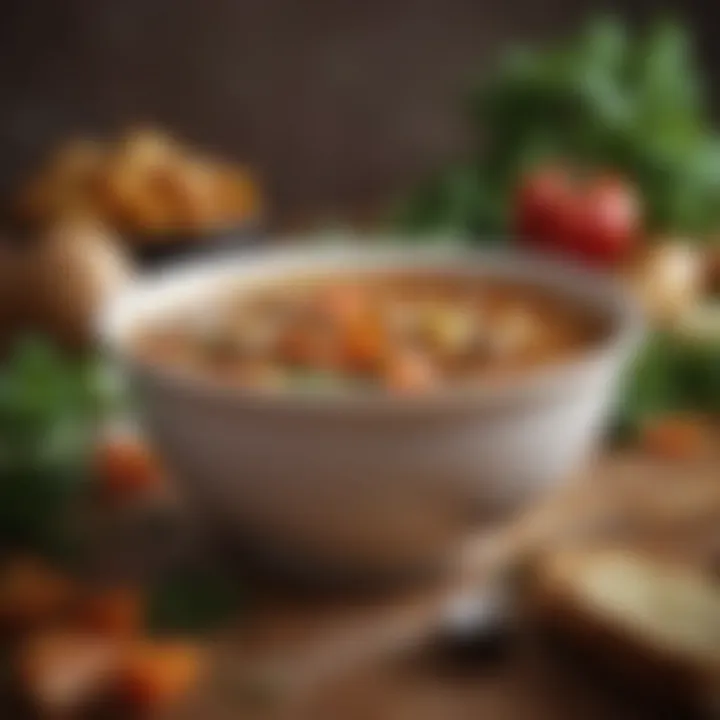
[94,435,165,500]
[383,350,438,394]
[640,416,709,461]
[117,640,204,712]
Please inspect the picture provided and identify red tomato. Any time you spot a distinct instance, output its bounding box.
[565,176,641,265]
[516,167,641,267]
[515,166,573,247]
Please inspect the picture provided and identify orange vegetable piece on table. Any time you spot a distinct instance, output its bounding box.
[117,641,204,712]
[94,434,165,500]
[77,586,145,638]
[640,416,709,461]
[383,350,438,394]
[0,557,76,632]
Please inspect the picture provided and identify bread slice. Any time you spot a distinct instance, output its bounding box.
[526,547,720,707]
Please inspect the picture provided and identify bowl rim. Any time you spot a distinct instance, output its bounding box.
[97,239,646,415]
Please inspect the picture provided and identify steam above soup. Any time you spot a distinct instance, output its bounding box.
[132,272,606,394]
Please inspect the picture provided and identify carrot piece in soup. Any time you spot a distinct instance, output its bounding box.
[341,316,386,372]
[383,350,438,394]
[316,284,367,326]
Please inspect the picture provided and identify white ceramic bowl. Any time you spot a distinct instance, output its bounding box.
[99,245,644,577]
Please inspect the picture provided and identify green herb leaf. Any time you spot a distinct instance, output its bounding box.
[0,337,106,555]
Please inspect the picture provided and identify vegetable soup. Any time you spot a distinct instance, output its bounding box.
[132,272,607,394]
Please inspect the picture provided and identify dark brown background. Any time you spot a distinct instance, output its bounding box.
[0,0,717,226]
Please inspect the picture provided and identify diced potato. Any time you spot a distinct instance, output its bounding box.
[0,557,76,632]
[487,307,540,357]
[384,299,420,339]
[419,303,477,356]
[383,350,438,394]
[316,284,367,326]
[17,630,123,717]
[117,641,204,712]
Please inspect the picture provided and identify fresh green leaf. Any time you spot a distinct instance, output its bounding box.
[0,337,108,555]
[630,19,704,137]
[612,329,720,442]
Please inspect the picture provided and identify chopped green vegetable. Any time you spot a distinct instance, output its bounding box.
[0,337,109,556]
[612,330,720,442]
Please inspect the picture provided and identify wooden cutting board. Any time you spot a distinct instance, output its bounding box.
[167,446,720,720]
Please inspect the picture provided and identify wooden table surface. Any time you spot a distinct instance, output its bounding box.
[150,448,720,719]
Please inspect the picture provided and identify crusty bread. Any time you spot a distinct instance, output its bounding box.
[526,547,720,707]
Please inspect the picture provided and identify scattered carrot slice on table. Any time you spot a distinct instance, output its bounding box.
[117,640,205,712]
